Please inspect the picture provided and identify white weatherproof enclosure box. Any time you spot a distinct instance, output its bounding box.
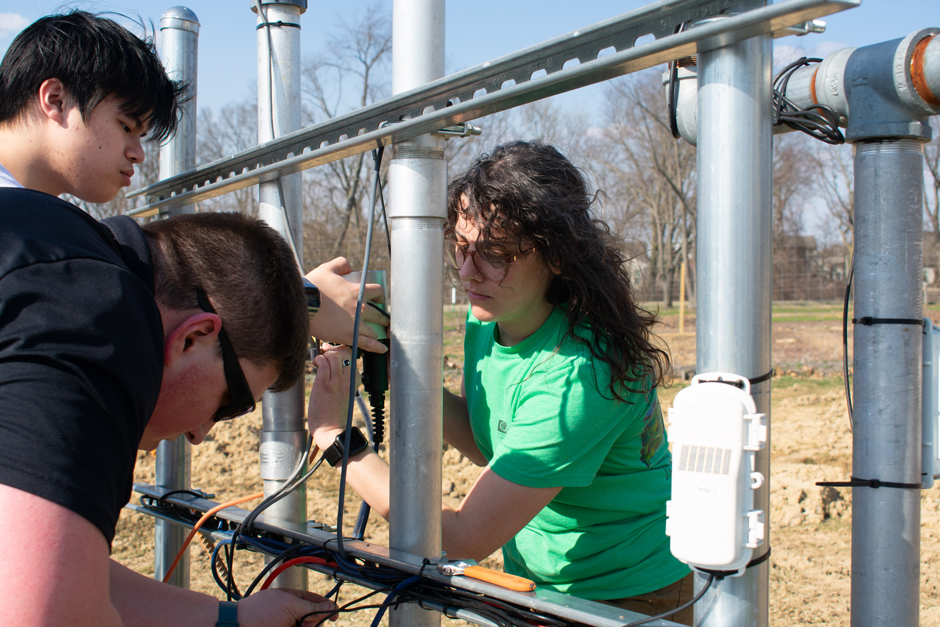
[922,318,940,489]
[666,373,767,575]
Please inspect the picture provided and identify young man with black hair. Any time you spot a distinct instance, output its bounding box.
[0,10,387,627]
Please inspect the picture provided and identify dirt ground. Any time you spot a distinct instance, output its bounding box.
[114,305,940,626]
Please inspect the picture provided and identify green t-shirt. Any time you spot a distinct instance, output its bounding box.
[464,308,689,599]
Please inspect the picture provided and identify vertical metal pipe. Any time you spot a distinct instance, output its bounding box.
[694,31,773,627]
[158,7,198,205]
[154,6,199,589]
[851,139,924,627]
[253,0,307,590]
[389,1,445,627]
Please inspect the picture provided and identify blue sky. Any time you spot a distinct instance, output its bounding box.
[1,0,938,117]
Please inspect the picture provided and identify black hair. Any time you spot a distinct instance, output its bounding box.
[0,10,186,142]
[144,213,309,393]
[446,140,670,401]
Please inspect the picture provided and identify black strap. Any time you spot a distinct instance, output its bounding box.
[256,20,301,29]
[699,547,771,581]
[698,369,774,390]
[217,600,238,627]
[748,369,775,385]
[852,317,924,327]
[816,476,922,490]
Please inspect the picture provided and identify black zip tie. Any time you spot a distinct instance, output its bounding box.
[418,557,433,579]
[698,547,771,581]
[698,369,774,390]
[256,20,300,29]
[748,369,774,385]
[817,477,922,490]
[852,317,924,327]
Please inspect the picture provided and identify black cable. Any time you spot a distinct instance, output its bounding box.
[335,145,385,559]
[843,250,854,431]
[668,58,680,139]
[372,147,391,257]
[242,542,312,598]
[666,22,688,140]
[156,489,210,506]
[773,57,845,145]
[298,587,387,627]
[622,572,715,627]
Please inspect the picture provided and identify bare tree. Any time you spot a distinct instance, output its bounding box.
[300,3,391,271]
[589,70,697,306]
[196,101,259,215]
[922,122,940,274]
[814,142,855,275]
[772,133,813,239]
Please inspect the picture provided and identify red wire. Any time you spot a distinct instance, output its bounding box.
[260,556,335,590]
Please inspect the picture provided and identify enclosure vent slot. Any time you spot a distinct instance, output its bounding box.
[679,445,732,475]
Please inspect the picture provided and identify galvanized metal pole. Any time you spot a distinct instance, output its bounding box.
[389,1,445,626]
[851,138,923,627]
[154,6,199,589]
[843,32,938,627]
[694,26,773,627]
[253,0,307,591]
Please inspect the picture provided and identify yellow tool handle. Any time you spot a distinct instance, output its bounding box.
[463,565,536,592]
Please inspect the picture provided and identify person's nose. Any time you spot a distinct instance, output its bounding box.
[187,418,216,445]
[458,251,479,281]
[127,137,144,164]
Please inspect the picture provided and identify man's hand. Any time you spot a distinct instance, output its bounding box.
[237,589,337,627]
[305,258,388,354]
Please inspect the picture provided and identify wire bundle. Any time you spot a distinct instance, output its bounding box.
[772,57,845,145]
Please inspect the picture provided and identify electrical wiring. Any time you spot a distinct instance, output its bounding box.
[254,0,303,271]
[373,147,391,257]
[143,492,629,627]
[298,588,387,627]
[621,572,715,627]
[161,491,263,583]
[222,435,319,598]
[211,539,242,599]
[843,250,855,430]
[243,542,315,598]
[260,556,337,591]
[666,22,689,140]
[772,57,845,145]
[335,145,386,560]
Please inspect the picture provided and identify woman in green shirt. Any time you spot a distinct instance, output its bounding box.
[308,140,691,624]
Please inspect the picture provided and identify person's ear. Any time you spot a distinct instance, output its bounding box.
[36,79,70,125]
[163,312,221,367]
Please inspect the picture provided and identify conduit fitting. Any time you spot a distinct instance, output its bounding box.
[912,33,940,108]
[842,28,940,142]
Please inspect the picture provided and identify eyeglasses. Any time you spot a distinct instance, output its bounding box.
[195,287,256,422]
[444,238,535,281]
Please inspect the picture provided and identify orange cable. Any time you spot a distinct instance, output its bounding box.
[162,491,264,583]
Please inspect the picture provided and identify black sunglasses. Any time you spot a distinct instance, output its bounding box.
[195,287,256,422]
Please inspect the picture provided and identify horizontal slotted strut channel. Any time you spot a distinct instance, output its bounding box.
[128,0,857,217]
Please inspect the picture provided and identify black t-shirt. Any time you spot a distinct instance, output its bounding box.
[0,188,164,545]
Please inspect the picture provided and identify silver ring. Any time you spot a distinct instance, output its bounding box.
[343,359,351,368]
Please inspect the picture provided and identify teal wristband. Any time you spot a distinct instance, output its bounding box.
[217,601,238,627]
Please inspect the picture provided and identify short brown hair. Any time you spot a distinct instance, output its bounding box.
[143,213,307,392]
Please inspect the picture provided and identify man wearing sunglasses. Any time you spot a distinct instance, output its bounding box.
[0,204,347,627]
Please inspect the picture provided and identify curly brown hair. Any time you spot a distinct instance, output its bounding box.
[445,140,670,400]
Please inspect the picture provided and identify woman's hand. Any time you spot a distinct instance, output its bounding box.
[308,343,358,449]
[305,258,388,354]
[237,588,338,627]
